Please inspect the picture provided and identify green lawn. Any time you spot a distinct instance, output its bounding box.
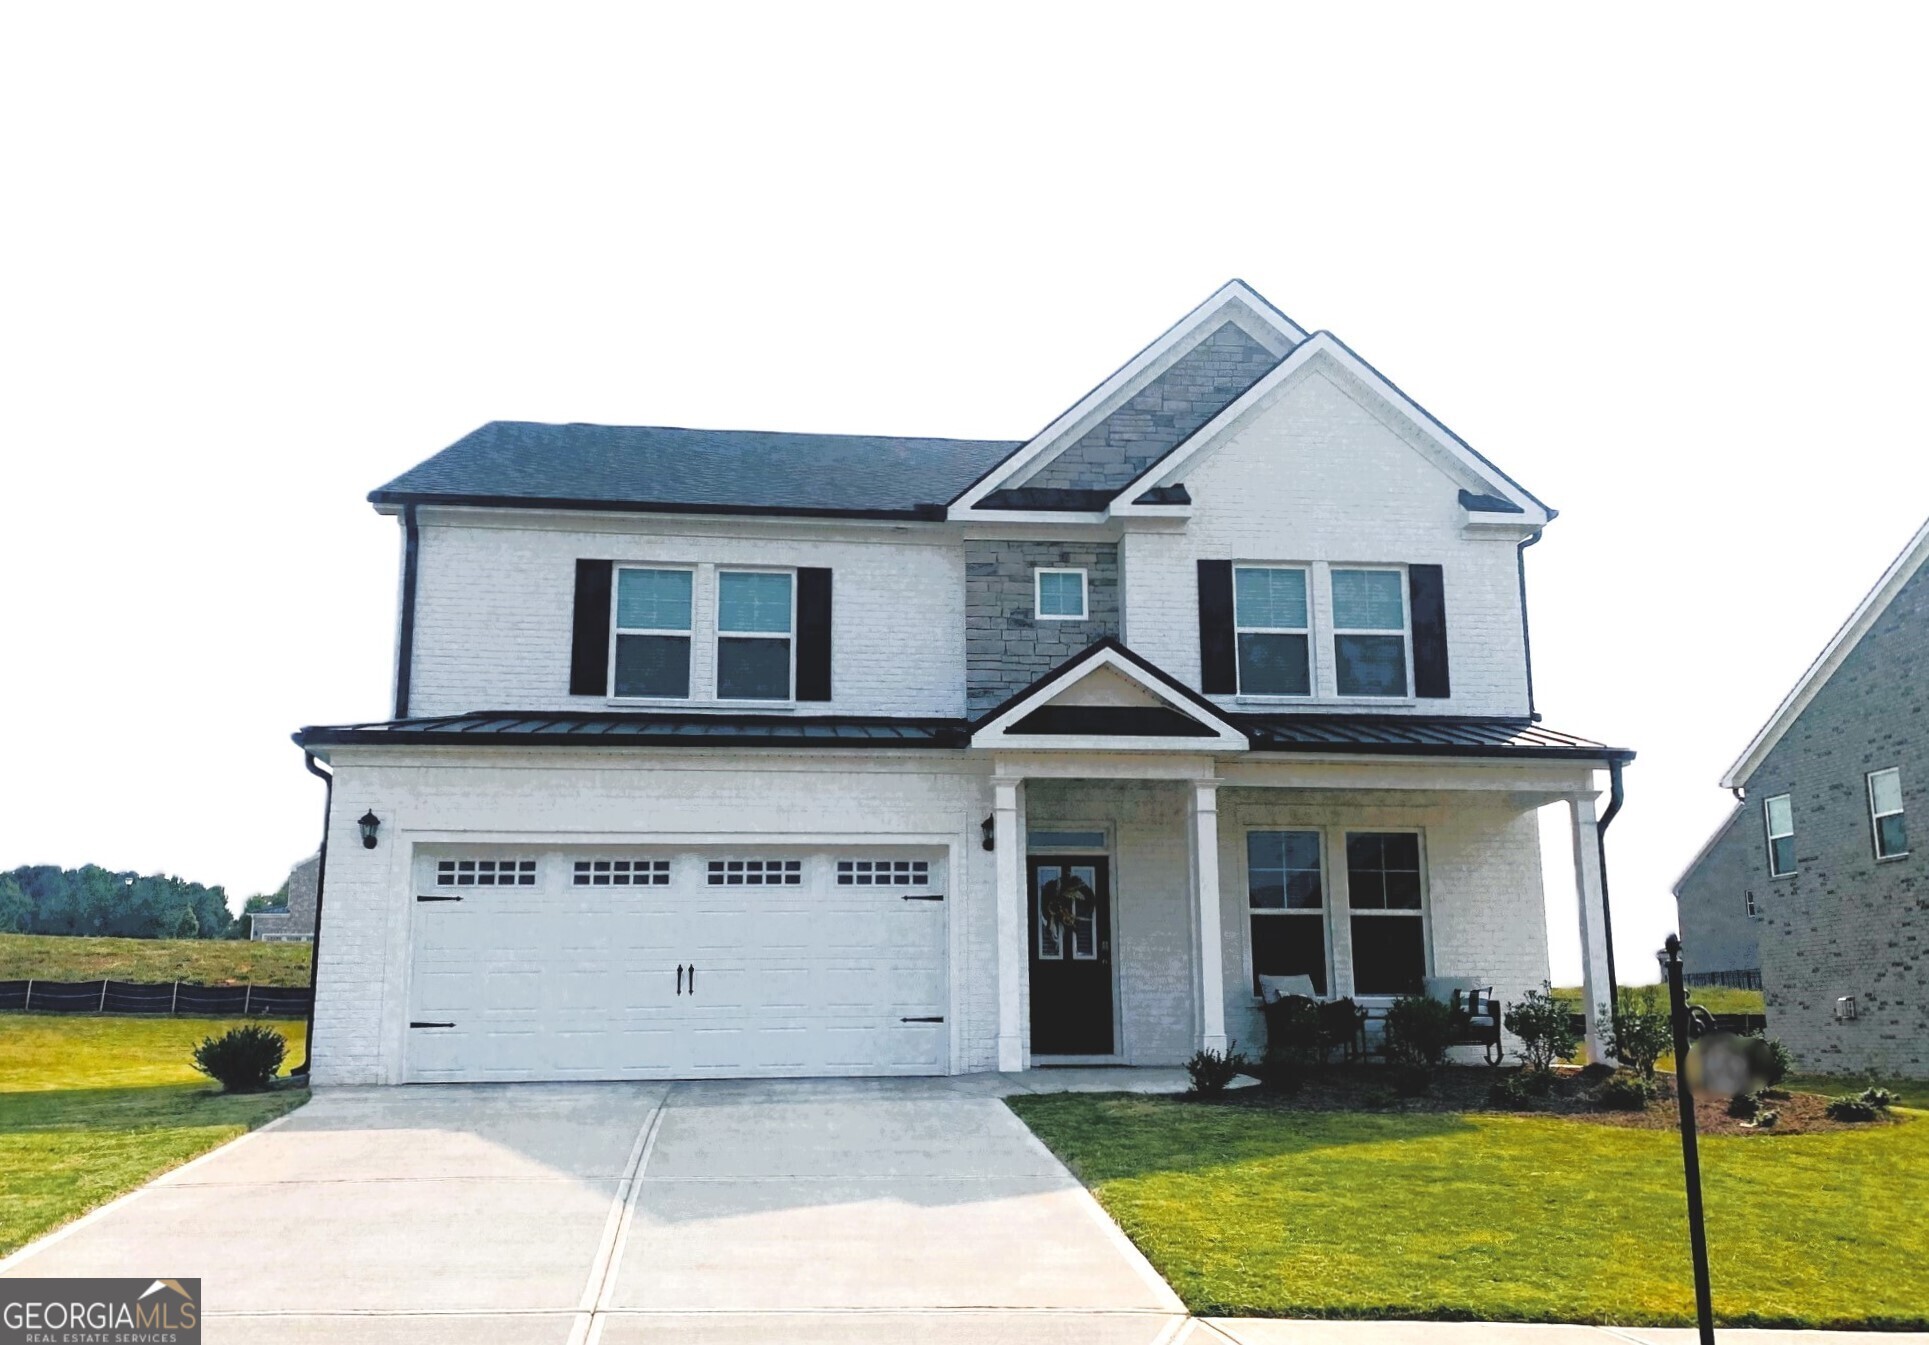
[1008,1092,1929,1329]
[0,1013,308,1255]
[1784,1073,1929,1110]
[1553,984,1764,1016]
[0,932,312,986]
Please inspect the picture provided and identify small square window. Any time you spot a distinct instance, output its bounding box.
[1036,569,1088,620]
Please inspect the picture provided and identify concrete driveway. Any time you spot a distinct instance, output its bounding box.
[1,1073,1185,1344]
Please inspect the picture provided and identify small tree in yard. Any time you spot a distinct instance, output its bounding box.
[1504,982,1580,1074]
[1384,996,1457,1070]
[1601,986,1672,1079]
[192,1024,287,1093]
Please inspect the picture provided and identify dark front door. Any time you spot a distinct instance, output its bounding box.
[1027,855,1114,1055]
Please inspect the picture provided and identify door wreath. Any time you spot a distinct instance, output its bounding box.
[1039,872,1094,930]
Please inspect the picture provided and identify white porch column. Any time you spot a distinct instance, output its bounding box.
[1569,794,1614,1065]
[1190,779,1229,1054]
[994,776,1026,1072]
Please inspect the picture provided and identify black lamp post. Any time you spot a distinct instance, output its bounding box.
[1660,934,1716,1345]
[357,810,382,849]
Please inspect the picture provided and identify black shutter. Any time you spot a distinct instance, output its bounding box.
[569,560,614,696]
[1409,563,1450,699]
[1197,560,1236,694]
[796,567,833,701]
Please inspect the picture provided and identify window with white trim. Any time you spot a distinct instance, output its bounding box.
[437,858,537,887]
[1331,568,1409,697]
[1035,568,1087,620]
[1035,862,1098,960]
[1744,889,1758,918]
[1869,768,1908,859]
[611,567,693,698]
[1247,830,1326,995]
[716,570,794,700]
[706,858,802,886]
[573,859,670,886]
[1763,794,1795,877]
[1233,566,1310,696]
[836,859,930,886]
[1345,832,1427,994]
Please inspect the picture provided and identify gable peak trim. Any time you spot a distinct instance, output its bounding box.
[969,638,1250,751]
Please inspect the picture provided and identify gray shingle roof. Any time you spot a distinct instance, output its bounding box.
[370,421,1024,519]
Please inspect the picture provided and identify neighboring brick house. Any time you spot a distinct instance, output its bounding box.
[293,280,1633,1087]
[249,852,319,942]
[1685,515,1928,1077]
[1671,806,1762,988]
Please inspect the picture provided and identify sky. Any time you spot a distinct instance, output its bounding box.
[2,5,1925,985]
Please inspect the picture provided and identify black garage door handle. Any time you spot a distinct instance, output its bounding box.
[688,964,696,995]
[676,964,683,996]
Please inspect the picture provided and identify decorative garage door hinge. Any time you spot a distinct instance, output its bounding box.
[409,1021,456,1029]
[900,893,944,902]
[900,1016,944,1023]
[415,895,463,902]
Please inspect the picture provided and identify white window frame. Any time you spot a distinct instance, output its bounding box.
[1744,889,1759,918]
[713,566,797,703]
[1329,564,1414,700]
[1763,794,1796,878]
[1034,567,1089,621]
[1232,563,1313,699]
[1868,767,1908,860]
[607,564,696,702]
[1243,827,1331,998]
[1341,827,1432,997]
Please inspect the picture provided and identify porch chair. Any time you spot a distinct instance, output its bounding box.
[1423,975,1504,1065]
[1257,975,1367,1063]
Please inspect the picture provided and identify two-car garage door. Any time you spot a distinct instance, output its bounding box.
[405,848,949,1083]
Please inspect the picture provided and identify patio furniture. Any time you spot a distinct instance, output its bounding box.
[1258,976,1367,1064]
[1424,976,1503,1065]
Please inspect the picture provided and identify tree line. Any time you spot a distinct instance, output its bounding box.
[0,865,268,940]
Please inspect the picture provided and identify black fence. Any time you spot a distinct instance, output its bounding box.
[1564,1010,1767,1039]
[0,979,311,1018]
[1683,969,1764,991]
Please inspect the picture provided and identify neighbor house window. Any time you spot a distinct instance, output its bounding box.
[1331,568,1409,697]
[1763,794,1795,877]
[716,570,793,700]
[1744,889,1758,918]
[1035,568,1088,620]
[1345,832,1426,994]
[1233,566,1310,696]
[612,567,693,698]
[1247,831,1327,995]
[1869,768,1908,859]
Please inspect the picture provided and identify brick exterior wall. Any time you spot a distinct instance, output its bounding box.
[1021,322,1279,493]
[1742,553,1928,1078]
[965,540,1119,714]
[1673,806,1763,980]
[250,851,319,941]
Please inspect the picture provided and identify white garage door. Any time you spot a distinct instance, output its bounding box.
[404,848,949,1083]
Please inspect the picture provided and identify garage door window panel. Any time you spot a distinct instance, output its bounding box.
[573,859,671,886]
[436,858,537,887]
[707,858,802,886]
[717,570,795,700]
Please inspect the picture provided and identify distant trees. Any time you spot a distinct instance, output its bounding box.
[2,865,237,940]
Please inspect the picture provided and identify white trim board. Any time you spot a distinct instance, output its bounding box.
[1719,514,1929,789]
[971,645,1250,753]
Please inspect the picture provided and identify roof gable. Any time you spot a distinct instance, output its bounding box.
[971,640,1249,751]
[1720,514,1929,789]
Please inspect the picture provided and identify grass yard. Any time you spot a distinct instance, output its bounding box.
[0,932,313,986]
[1008,1091,1928,1329]
[1552,983,1764,1016]
[1784,1072,1929,1110]
[0,1013,308,1256]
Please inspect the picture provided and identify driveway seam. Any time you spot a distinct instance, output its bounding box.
[584,1081,674,1328]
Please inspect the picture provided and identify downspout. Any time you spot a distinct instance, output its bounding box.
[294,750,333,1079]
[393,504,420,720]
[1517,529,1543,722]
[1595,756,1626,1012]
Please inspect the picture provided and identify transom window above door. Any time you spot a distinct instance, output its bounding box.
[612,567,693,698]
[1234,566,1310,696]
[1331,568,1409,697]
[716,570,794,700]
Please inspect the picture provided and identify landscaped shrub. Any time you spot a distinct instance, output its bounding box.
[1743,1033,1791,1090]
[1825,1094,1879,1122]
[1488,1071,1536,1109]
[1859,1086,1897,1112]
[1504,981,1580,1073]
[1384,995,1457,1069]
[1261,995,1325,1068]
[1727,1090,1763,1120]
[1749,1106,1781,1129]
[191,1024,287,1093]
[1601,987,1672,1079]
[1595,1074,1656,1111]
[1184,1043,1249,1098]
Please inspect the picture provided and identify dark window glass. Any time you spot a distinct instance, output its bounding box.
[1251,914,1327,997]
[1237,632,1310,696]
[1247,830,1322,909]
[1877,813,1907,859]
[1335,633,1408,696]
[1350,915,1426,995]
[1769,835,1795,877]
[613,634,691,698]
[717,637,790,699]
[1346,830,1425,994]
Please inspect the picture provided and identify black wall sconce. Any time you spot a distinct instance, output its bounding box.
[357,810,382,849]
[980,814,995,851]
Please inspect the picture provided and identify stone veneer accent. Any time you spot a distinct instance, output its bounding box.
[1023,322,1279,493]
[966,540,1119,714]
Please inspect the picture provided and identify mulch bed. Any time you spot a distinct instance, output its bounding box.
[1210,1065,1902,1136]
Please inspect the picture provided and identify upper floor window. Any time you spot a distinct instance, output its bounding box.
[1763,794,1795,877]
[613,567,693,698]
[1035,568,1088,620]
[1869,768,1908,859]
[1234,566,1310,696]
[1331,568,1409,697]
[716,570,793,700]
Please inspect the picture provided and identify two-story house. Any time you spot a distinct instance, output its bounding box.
[294,281,1633,1087]
[1679,514,1927,1078]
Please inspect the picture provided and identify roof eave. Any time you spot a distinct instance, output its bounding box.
[366,491,951,523]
